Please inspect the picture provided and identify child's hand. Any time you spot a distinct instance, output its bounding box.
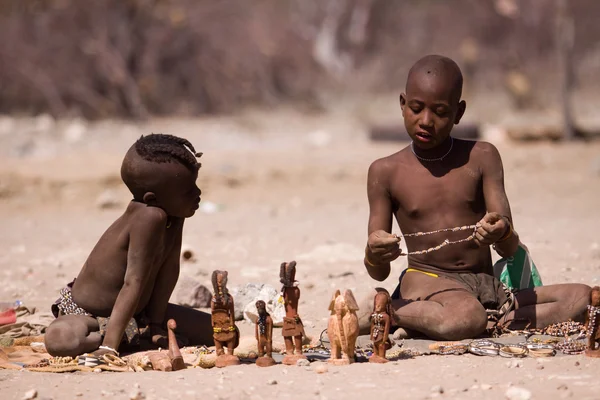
[474,212,509,245]
[367,230,402,263]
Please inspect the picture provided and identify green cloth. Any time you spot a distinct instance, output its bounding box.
[493,242,543,290]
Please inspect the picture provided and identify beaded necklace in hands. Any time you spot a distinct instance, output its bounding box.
[400,224,477,255]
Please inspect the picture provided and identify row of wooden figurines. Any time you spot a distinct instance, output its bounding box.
[165,263,600,369]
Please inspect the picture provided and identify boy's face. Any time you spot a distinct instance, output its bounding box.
[400,73,465,150]
[153,162,201,218]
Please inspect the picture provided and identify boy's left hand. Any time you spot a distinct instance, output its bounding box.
[474,212,509,246]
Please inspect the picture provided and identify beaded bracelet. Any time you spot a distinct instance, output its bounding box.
[438,343,468,355]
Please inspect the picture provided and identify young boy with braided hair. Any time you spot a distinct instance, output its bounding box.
[45,134,213,357]
[362,55,591,340]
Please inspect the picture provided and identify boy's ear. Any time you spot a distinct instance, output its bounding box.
[454,100,467,125]
[142,191,157,205]
[399,93,407,110]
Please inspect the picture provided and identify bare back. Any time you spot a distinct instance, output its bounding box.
[72,201,182,317]
[368,139,511,275]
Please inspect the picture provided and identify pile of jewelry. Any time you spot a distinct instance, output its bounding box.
[555,340,587,355]
[542,320,587,337]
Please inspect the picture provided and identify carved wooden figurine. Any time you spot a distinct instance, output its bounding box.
[255,300,276,367]
[585,286,600,358]
[280,261,307,365]
[211,270,240,367]
[327,289,359,365]
[369,290,393,363]
[167,319,186,370]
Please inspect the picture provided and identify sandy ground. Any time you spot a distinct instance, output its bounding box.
[1,108,600,400]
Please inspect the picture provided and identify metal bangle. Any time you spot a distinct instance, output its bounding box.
[522,342,556,357]
[499,344,528,358]
[468,340,500,356]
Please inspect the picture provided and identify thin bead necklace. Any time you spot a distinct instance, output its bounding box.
[411,137,454,162]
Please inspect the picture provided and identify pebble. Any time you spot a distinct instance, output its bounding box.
[267,379,278,385]
[505,387,532,400]
[506,360,523,368]
[480,383,492,390]
[430,385,444,394]
[312,362,328,374]
[536,365,544,370]
[574,361,580,367]
[23,389,37,400]
[297,358,310,367]
[129,388,145,400]
[557,384,569,390]
[93,368,102,373]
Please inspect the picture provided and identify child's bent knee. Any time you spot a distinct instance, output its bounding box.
[45,323,83,357]
[435,309,487,341]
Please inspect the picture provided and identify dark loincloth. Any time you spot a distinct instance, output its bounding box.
[282,316,305,338]
[51,280,147,346]
[392,268,516,325]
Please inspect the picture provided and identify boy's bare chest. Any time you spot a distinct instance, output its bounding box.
[391,163,484,217]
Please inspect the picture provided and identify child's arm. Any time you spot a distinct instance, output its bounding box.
[145,220,183,327]
[365,159,402,281]
[477,143,520,257]
[100,209,167,353]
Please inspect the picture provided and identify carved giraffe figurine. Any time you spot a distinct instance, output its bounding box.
[585,286,600,358]
[327,289,360,365]
[167,319,186,370]
[280,261,307,365]
[255,300,276,367]
[211,270,240,367]
[369,290,393,363]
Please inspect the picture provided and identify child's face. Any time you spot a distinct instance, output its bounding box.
[153,162,201,218]
[400,73,464,150]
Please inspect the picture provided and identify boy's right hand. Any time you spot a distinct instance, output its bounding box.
[151,324,188,348]
[367,230,402,264]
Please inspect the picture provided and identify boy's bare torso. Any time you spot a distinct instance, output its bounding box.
[376,139,494,274]
[72,201,181,317]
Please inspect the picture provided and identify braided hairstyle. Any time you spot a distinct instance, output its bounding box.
[134,133,202,171]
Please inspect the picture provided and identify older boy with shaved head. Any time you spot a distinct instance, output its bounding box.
[363,55,590,340]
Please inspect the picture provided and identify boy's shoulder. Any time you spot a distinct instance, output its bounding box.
[125,201,169,231]
[368,146,412,174]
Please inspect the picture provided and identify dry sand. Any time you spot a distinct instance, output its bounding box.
[1,110,600,399]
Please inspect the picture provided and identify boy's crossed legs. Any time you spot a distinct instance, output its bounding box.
[45,304,213,357]
[359,270,591,341]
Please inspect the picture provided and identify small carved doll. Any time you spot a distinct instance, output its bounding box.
[369,290,393,363]
[211,270,240,367]
[585,286,600,358]
[255,300,276,367]
[279,261,307,365]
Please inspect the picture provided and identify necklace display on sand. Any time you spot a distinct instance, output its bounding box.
[400,224,477,255]
[411,137,454,162]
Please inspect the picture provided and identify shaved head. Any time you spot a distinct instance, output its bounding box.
[406,55,463,103]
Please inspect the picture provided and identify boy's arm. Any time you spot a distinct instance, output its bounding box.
[477,143,520,257]
[101,208,167,352]
[145,220,183,327]
[365,159,401,281]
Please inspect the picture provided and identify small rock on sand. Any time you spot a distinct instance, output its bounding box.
[267,379,278,385]
[430,385,444,394]
[296,358,310,367]
[23,389,37,400]
[312,362,328,374]
[505,387,532,400]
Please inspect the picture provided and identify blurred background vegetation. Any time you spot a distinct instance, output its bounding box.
[0,0,598,123]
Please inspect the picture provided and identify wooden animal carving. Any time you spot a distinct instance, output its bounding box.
[327,289,359,365]
[369,290,393,363]
[585,286,600,358]
[211,270,240,367]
